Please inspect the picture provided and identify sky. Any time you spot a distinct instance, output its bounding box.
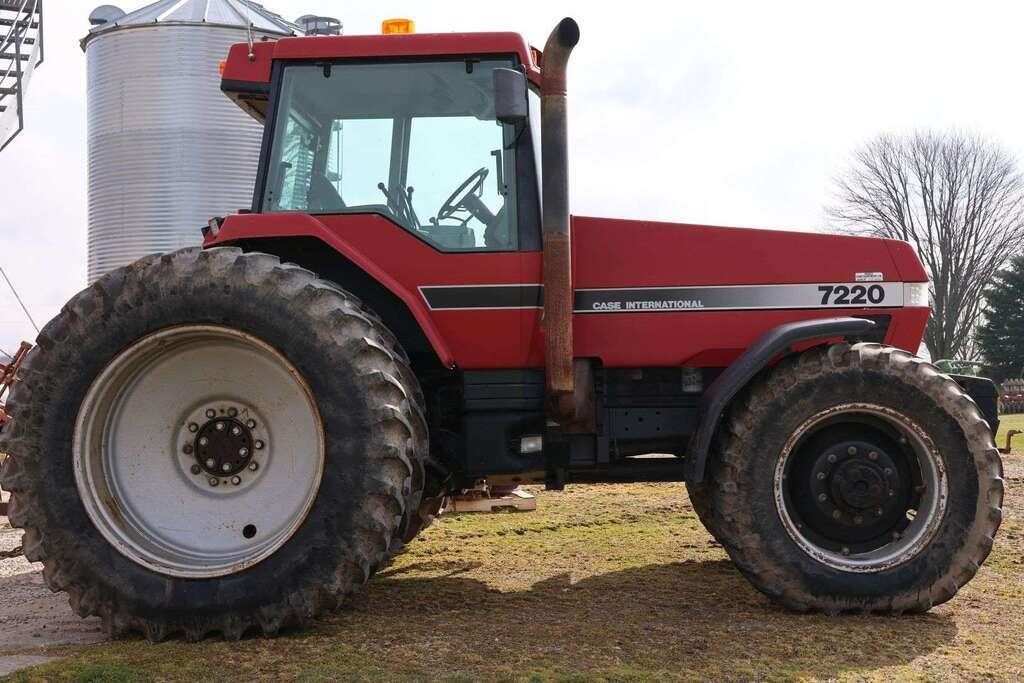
[2,0,1024,353]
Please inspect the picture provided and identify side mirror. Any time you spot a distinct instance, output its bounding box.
[493,67,528,124]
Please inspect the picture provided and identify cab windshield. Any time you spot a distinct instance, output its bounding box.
[261,58,520,251]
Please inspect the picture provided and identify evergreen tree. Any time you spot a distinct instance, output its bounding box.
[978,255,1024,381]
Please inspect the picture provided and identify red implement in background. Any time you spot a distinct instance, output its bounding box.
[0,341,31,517]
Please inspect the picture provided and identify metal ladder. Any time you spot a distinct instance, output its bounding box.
[0,0,42,153]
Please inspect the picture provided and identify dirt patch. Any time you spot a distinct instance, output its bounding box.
[0,513,106,657]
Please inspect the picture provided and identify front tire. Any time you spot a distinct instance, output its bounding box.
[696,343,1003,613]
[0,247,428,639]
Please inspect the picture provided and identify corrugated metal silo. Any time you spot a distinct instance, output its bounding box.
[82,0,299,281]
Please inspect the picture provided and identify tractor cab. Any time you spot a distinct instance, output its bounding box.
[222,31,543,253]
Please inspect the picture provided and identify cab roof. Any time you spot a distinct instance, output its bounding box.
[221,31,542,123]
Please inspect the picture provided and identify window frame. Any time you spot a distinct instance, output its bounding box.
[251,56,542,254]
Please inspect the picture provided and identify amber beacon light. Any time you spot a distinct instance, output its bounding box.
[382,18,415,34]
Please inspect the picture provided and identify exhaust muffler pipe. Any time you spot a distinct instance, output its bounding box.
[540,17,580,421]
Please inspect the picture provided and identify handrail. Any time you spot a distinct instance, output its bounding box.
[0,0,42,151]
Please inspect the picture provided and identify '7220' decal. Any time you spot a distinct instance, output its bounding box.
[818,284,886,306]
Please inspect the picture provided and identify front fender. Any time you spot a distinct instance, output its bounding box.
[684,317,877,482]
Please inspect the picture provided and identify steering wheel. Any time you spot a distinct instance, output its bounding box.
[437,167,490,223]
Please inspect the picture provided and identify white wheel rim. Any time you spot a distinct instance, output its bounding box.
[74,325,324,578]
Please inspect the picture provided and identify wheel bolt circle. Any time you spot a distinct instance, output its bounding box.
[239,447,248,457]
[205,458,215,468]
[215,422,225,431]
[221,463,231,472]
[199,437,209,446]
[231,426,241,436]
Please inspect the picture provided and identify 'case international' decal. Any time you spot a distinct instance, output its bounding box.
[419,283,905,312]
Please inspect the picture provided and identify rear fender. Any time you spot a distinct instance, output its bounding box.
[205,213,456,368]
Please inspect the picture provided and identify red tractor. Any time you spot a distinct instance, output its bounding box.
[0,19,1003,640]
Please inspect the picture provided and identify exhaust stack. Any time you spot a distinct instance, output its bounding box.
[540,17,580,421]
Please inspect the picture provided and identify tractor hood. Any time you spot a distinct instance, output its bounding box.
[570,216,927,290]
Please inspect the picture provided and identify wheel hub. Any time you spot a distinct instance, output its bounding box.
[194,416,254,476]
[810,441,902,527]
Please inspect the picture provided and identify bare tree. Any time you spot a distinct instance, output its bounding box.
[830,130,1024,360]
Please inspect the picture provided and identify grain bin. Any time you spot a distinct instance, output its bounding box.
[82,0,299,281]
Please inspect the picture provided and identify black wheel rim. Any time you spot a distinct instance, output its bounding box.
[774,403,947,572]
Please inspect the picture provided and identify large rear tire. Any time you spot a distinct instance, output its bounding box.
[0,247,428,639]
[695,343,1003,613]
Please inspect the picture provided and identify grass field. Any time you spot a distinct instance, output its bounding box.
[3,417,1024,681]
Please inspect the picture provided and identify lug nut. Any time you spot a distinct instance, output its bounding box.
[199,437,209,447]
[190,464,201,475]
[183,444,193,455]
[249,462,259,472]
[884,467,893,475]
[827,453,837,464]
[231,426,241,436]
[892,531,902,541]
[187,422,199,433]
[246,419,257,429]
[231,476,242,486]
[227,407,238,417]
[206,409,216,419]
[221,463,231,473]
[239,447,248,457]
[854,515,863,525]
[875,508,883,517]
[208,477,219,487]
[215,422,225,431]
[868,451,879,461]
[818,493,827,502]
[832,510,841,520]
[841,546,851,556]
[847,446,858,456]
[205,458,215,468]
[254,440,264,450]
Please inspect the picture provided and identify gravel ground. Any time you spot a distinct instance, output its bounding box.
[0,492,106,658]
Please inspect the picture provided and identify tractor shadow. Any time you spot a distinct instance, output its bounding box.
[326,558,957,680]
